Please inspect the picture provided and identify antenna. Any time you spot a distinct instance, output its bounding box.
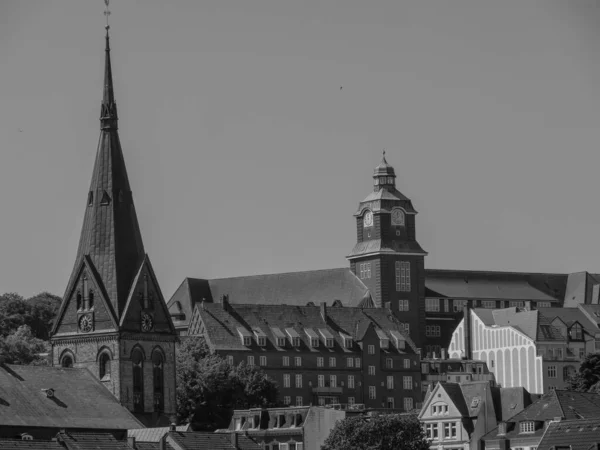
[104,0,111,29]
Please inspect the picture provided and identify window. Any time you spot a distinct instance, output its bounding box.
[355,358,361,368]
[570,323,583,340]
[401,323,410,334]
[386,358,393,369]
[317,357,324,367]
[283,374,290,388]
[227,355,234,365]
[295,374,302,388]
[396,261,411,292]
[425,298,440,312]
[359,263,372,279]
[132,348,144,412]
[318,375,325,387]
[296,396,303,406]
[368,365,375,376]
[330,375,337,387]
[318,397,325,406]
[387,397,395,409]
[537,302,551,308]
[398,300,409,311]
[295,356,302,367]
[548,366,557,378]
[425,423,438,440]
[242,336,251,346]
[99,352,111,380]
[387,376,394,389]
[348,397,355,405]
[404,359,410,369]
[283,356,289,367]
[520,421,535,433]
[426,325,441,337]
[347,357,354,368]
[510,301,524,308]
[247,356,255,367]
[284,396,291,405]
[329,357,336,368]
[404,397,413,411]
[556,348,563,360]
[432,403,449,415]
[368,345,375,355]
[257,336,266,347]
[444,422,457,438]
[369,386,376,400]
[403,376,413,390]
[348,375,355,389]
[152,350,164,412]
[579,348,586,360]
[453,300,468,312]
[291,337,300,347]
[482,301,496,309]
[260,356,267,366]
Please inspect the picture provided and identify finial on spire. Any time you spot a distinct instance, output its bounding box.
[104,0,111,30]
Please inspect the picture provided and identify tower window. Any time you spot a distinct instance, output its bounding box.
[99,352,111,380]
[398,299,409,311]
[132,348,144,412]
[359,263,372,279]
[395,261,411,292]
[88,290,94,309]
[76,291,82,310]
[152,350,164,412]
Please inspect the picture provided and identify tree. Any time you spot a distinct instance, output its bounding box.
[0,292,61,340]
[0,325,50,365]
[322,413,430,450]
[567,352,600,392]
[175,336,279,427]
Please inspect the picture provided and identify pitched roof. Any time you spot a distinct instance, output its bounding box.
[167,269,371,329]
[0,364,143,430]
[58,432,134,450]
[57,26,146,324]
[472,308,565,342]
[537,417,600,450]
[193,303,417,353]
[166,431,261,450]
[128,425,190,442]
[0,440,63,449]
[538,307,598,331]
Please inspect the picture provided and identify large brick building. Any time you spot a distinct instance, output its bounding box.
[188,299,422,411]
[50,25,178,426]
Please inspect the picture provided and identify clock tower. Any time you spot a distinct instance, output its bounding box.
[50,24,177,426]
[347,153,427,348]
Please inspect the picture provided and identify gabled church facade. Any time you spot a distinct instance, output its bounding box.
[50,25,177,427]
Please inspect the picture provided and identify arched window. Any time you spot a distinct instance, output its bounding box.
[152,350,164,412]
[76,291,82,310]
[99,352,111,380]
[132,348,144,412]
[61,354,74,368]
[88,290,94,309]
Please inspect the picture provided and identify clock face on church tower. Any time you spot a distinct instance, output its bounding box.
[363,211,373,227]
[391,209,405,226]
[141,313,154,332]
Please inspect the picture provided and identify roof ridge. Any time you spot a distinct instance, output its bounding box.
[202,267,350,281]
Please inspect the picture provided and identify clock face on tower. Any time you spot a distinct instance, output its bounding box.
[363,211,373,227]
[391,209,405,226]
[141,313,154,332]
[79,314,93,333]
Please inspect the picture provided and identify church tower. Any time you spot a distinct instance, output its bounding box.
[347,153,427,348]
[50,23,177,426]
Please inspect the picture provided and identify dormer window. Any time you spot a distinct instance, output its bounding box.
[319,328,335,348]
[237,328,253,346]
[340,333,353,348]
[305,328,319,348]
[254,328,267,347]
[520,421,535,434]
[498,422,507,435]
[390,330,406,350]
[286,328,301,347]
[271,327,286,347]
[376,329,389,349]
[570,323,583,340]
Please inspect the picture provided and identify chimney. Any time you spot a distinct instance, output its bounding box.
[127,436,136,449]
[169,423,176,432]
[221,294,229,311]
[441,348,447,360]
[159,435,166,450]
[320,302,327,322]
[463,305,472,360]
[231,432,239,448]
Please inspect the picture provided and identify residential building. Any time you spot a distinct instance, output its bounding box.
[162,429,262,450]
[537,417,600,450]
[216,406,346,450]
[482,390,600,450]
[419,381,532,450]
[0,431,137,449]
[420,356,496,395]
[128,424,191,445]
[188,300,422,409]
[448,307,600,393]
[49,24,178,426]
[0,363,142,440]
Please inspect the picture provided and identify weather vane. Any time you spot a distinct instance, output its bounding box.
[104,0,111,29]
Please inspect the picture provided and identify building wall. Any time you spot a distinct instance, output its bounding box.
[303,407,347,450]
[448,312,543,394]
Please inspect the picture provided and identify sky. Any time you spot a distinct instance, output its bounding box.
[1,0,600,299]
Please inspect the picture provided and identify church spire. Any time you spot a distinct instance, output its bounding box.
[100,25,118,130]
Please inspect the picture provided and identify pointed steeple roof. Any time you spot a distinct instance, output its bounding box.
[65,27,145,319]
